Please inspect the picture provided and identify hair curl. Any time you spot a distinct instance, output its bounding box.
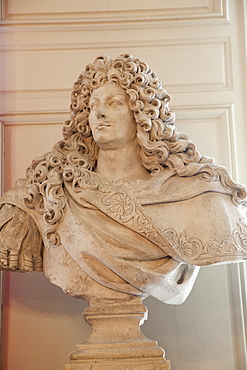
[23,53,247,246]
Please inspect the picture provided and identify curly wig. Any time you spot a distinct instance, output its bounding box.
[24,53,247,246]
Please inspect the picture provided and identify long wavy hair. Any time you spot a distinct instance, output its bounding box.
[23,53,247,246]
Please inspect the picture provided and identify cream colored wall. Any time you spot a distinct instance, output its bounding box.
[1,1,247,369]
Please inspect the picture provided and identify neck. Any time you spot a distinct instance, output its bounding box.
[95,140,150,180]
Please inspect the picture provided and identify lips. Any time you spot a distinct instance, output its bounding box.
[96,122,110,129]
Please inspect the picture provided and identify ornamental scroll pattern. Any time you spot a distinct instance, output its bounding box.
[163,223,247,265]
[66,170,247,265]
[65,172,179,259]
[91,180,178,258]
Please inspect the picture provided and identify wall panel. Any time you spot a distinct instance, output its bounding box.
[0,37,233,114]
[4,122,63,189]
[175,105,236,172]
[2,0,227,23]
[143,265,236,370]
[0,37,232,92]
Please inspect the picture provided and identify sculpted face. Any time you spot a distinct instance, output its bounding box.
[88,81,137,150]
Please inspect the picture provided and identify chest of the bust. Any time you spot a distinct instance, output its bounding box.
[144,192,247,266]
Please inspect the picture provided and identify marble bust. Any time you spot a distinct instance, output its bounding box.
[0,52,247,308]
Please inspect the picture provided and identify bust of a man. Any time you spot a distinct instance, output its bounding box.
[0,53,246,306]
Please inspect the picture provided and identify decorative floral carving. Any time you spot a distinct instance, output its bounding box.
[233,223,247,250]
[163,224,247,264]
[74,178,179,258]
[99,181,135,223]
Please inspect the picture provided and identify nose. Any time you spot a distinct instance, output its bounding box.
[96,108,106,119]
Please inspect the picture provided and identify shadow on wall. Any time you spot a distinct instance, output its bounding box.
[3,270,88,315]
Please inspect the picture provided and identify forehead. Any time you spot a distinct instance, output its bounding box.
[90,81,127,100]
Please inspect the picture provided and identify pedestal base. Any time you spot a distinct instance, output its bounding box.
[65,361,170,370]
[65,359,170,369]
[65,363,170,370]
[64,300,171,370]
[64,342,170,370]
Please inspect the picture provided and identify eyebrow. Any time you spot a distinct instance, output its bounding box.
[90,92,126,102]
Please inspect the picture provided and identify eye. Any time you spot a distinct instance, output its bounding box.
[109,99,122,108]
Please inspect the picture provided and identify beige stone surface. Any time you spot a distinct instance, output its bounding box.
[0,53,247,369]
[65,361,170,370]
[64,301,170,370]
[65,360,170,370]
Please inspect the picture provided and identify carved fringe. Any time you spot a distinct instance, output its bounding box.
[0,204,43,272]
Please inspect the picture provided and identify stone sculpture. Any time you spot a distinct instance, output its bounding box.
[0,53,247,369]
